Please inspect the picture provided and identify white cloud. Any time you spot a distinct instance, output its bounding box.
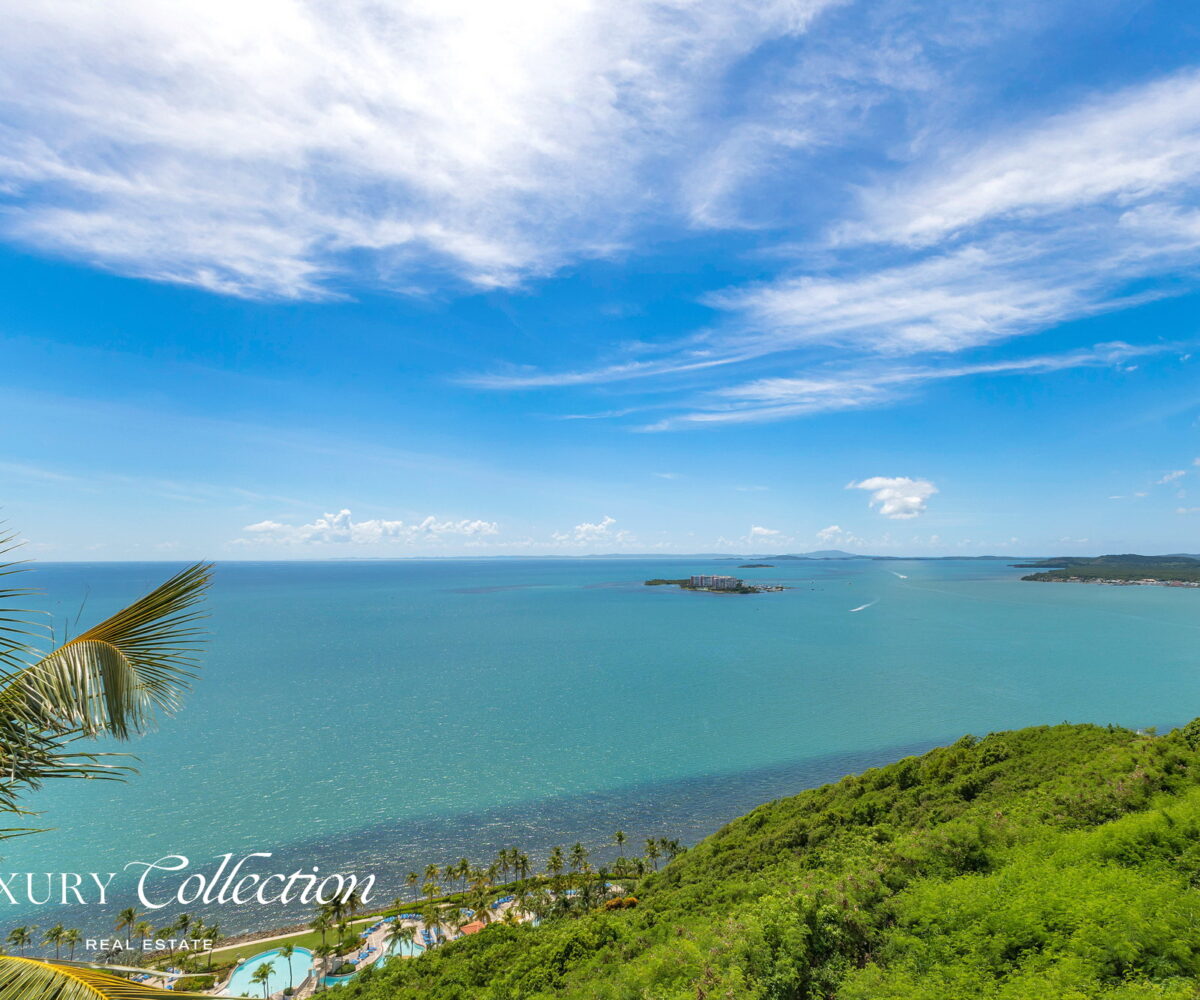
[468,65,1200,427]
[555,515,634,546]
[852,68,1200,246]
[638,341,1159,430]
[1176,507,1200,515]
[241,508,499,544]
[749,525,781,537]
[848,476,937,519]
[0,0,835,298]
[815,524,863,547]
[1157,470,1187,485]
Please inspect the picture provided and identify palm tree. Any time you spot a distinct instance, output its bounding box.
[613,830,626,851]
[547,846,565,880]
[251,961,274,998]
[279,944,295,991]
[312,912,331,950]
[569,842,589,875]
[457,857,471,894]
[115,908,140,938]
[174,913,191,941]
[325,898,346,946]
[344,888,364,925]
[62,928,81,961]
[384,921,415,958]
[204,923,221,969]
[5,928,31,957]
[421,905,437,944]
[644,838,661,870]
[405,871,420,902]
[0,538,211,841]
[133,921,153,944]
[313,942,334,992]
[43,925,65,961]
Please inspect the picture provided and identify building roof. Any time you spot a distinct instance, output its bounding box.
[460,921,486,935]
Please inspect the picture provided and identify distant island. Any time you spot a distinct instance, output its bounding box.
[645,573,786,594]
[1017,554,1200,587]
[738,562,774,568]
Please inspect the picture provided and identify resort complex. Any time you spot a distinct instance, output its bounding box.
[0,836,681,998]
[643,573,787,594]
[687,574,744,590]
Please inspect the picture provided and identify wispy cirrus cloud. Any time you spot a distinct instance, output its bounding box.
[0,0,836,298]
[637,341,1163,430]
[847,69,1200,246]
[468,65,1200,425]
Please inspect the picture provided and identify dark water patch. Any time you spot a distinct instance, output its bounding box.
[50,736,948,939]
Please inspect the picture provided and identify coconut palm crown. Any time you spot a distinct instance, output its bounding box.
[0,529,210,838]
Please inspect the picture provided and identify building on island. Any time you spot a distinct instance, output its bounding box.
[689,574,744,590]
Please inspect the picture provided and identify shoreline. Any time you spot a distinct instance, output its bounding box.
[1024,576,1200,588]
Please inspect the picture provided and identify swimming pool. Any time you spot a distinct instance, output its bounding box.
[222,946,313,997]
[374,936,423,966]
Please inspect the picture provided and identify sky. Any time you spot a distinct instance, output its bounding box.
[2,0,1200,559]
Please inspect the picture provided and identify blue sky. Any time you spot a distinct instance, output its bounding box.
[2,0,1199,559]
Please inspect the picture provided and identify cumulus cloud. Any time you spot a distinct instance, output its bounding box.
[848,477,938,519]
[0,0,834,298]
[749,525,781,537]
[241,508,499,544]
[552,515,634,545]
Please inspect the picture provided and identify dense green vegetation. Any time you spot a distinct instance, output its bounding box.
[335,720,1200,999]
[1017,554,1200,583]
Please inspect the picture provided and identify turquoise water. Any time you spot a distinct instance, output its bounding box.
[379,937,422,962]
[8,558,1200,936]
[222,946,312,997]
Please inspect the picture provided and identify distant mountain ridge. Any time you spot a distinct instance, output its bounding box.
[767,549,860,560]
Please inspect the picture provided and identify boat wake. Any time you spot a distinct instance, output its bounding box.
[849,600,878,613]
[890,571,908,579]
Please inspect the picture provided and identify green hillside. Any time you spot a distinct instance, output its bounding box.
[338,721,1200,999]
[1016,555,1200,583]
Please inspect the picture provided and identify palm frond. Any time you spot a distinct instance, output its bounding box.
[0,956,212,999]
[2,563,212,740]
[0,529,43,677]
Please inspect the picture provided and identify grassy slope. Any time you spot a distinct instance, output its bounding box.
[337,722,1200,999]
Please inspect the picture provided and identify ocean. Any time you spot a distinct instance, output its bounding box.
[6,557,1199,935]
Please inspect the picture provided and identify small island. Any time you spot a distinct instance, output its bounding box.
[738,563,774,568]
[1017,554,1200,587]
[645,573,786,594]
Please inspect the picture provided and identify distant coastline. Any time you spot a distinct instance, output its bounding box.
[1016,554,1200,587]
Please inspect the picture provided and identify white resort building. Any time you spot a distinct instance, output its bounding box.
[689,574,744,590]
